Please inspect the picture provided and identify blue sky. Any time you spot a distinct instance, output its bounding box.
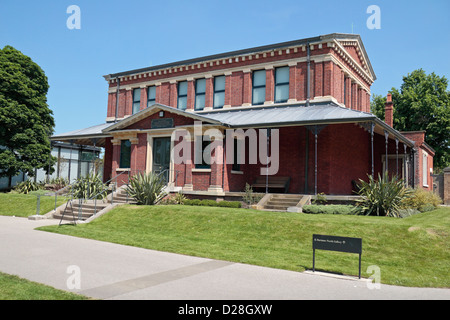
[1,0,449,135]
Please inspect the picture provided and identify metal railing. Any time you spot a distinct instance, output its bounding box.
[57,169,179,225]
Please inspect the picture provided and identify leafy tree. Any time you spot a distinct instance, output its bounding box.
[371,69,450,169]
[0,46,56,181]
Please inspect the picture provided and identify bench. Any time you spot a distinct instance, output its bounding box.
[252,176,291,193]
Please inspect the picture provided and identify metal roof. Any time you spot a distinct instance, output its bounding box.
[200,102,376,128]
[52,122,114,140]
[50,101,414,148]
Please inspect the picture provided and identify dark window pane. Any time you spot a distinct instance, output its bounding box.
[120,140,131,168]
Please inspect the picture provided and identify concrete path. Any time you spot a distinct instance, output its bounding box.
[0,216,449,300]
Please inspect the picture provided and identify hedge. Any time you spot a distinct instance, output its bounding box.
[302,204,355,215]
[183,199,242,208]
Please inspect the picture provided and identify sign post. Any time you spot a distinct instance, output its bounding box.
[312,234,362,279]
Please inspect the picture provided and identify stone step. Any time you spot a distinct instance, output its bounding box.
[53,210,92,221]
[270,194,303,199]
[70,202,109,209]
[263,204,292,210]
[266,199,300,206]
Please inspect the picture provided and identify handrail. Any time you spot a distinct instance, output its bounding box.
[58,169,177,225]
[58,170,132,225]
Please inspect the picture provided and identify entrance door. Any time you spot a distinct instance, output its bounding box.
[152,137,171,184]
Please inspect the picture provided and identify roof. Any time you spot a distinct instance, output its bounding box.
[52,122,115,140]
[51,102,415,148]
[200,102,376,128]
[104,33,375,81]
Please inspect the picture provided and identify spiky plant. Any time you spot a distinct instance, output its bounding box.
[70,173,106,200]
[126,172,167,205]
[353,172,412,218]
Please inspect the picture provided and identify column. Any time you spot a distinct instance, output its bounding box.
[140,85,147,111]
[242,70,252,106]
[288,62,298,102]
[208,135,224,193]
[204,76,213,109]
[264,67,274,105]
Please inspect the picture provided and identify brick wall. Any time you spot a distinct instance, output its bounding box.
[106,43,373,119]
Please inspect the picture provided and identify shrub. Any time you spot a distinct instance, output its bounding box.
[183,199,241,208]
[397,208,421,218]
[312,192,327,204]
[218,201,241,208]
[302,204,354,215]
[400,188,442,212]
[70,173,106,200]
[242,183,263,205]
[353,172,412,218]
[14,180,43,194]
[45,177,69,191]
[126,172,166,205]
[201,199,218,206]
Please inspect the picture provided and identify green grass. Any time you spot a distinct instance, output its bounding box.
[0,271,89,300]
[37,205,450,288]
[0,192,68,217]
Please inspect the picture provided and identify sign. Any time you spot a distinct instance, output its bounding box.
[151,118,174,129]
[312,234,362,278]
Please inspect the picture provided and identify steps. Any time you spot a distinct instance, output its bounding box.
[55,188,135,222]
[262,194,303,211]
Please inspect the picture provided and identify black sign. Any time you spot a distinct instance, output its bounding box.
[312,234,362,278]
[313,234,362,254]
[151,118,174,129]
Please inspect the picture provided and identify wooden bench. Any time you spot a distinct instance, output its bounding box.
[252,176,291,193]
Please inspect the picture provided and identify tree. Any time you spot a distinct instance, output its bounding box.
[0,46,56,181]
[371,69,450,169]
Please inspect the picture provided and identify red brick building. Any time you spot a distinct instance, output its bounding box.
[52,33,434,196]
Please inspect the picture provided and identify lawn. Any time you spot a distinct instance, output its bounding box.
[0,271,89,300]
[0,192,68,217]
[37,204,450,288]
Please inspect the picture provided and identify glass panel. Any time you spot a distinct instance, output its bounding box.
[275,67,289,84]
[154,139,162,165]
[147,86,156,107]
[214,76,225,91]
[178,96,187,110]
[195,95,205,110]
[148,86,156,99]
[69,161,78,182]
[253,70,266,87]
[120,140,131,168]
[213,92,225,108]
[252,87,265,105]
[178,81,188,96]
[133,88,141,101]
[60,148,79,160]
[196,79,206,94]
[275,84,289,102]
[132,102,140,114]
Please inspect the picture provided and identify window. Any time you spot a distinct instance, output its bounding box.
[195,79,206,110]
[147,86,156,107]
[213,75,225,109]
[195,137,211,169]
[343,77,347,106]
[232,138,240,171]
[177,81,188,110]
[423,152,428,186]
[132,88,141,114]
[120,140,131,169]
[252,70,266,105]
[275,66,289,103]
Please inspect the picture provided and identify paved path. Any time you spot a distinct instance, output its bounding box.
[0,216,449,300]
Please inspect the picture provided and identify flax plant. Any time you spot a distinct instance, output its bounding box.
[353,172,412,217]
[126,172,167,205]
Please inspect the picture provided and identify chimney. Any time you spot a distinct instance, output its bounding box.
[385,93,394,128]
